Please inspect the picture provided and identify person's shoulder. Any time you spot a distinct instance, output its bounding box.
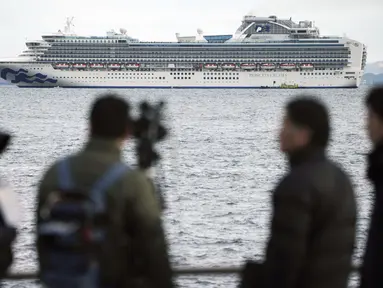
[122,167,150,185]
[316,159,353,186]
[39,155,73,186]
[328,159,351,176]
[276,170,311,197]
[121,168,162,217]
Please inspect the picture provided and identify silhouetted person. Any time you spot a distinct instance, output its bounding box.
[360,86,383,288]
[0,131,20,282]
[262,97,357,288]
[36,94,174,288]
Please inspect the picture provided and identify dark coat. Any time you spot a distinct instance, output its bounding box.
[360,143,383,288]
[262,147,357,288]
[0,179,16,279]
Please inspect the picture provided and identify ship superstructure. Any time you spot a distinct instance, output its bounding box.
[0,14,367,88]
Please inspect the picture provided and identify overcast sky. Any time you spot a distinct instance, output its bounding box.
[0,0,381,62]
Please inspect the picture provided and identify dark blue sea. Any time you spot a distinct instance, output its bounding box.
[0,87,373,287]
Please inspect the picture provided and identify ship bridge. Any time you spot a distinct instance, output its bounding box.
[234,14,320,41]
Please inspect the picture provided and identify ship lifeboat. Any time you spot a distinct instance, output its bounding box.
[300,63,314,70]
[221,63,236,70]
[261,63,276,70]
[204,63,218,69]
[280,63,296,70]
[55,63,70,69]
[240,63,257,70]
[108,63,122,69]
[90,64,104,69]
[125,63,140,69]
[72,63,87,69]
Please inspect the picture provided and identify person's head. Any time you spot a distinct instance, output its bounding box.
[89,94,132,145]
[0,131,10,155]
[279,97,330,153]
[365,86,383,145]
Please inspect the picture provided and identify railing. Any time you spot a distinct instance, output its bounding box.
[4,265,361,280]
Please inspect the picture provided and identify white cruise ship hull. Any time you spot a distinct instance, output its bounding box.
[0,63,361,89]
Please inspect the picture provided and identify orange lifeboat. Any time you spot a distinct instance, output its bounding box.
[204,63,218,69]
[72,63,87,69]
[221,63,236,70]
[240,63,257,70]
[300,63,314,70]
[89,64,104,69]
[280,63,296,70]
[108,63,122,70]
[55,63,70,69]
[261,63,275,70]
[125,63,140,69]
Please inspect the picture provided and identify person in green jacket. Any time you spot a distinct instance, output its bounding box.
[35,94,174,288]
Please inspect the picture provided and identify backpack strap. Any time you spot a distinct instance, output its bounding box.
[57,157,74,191]
[90,163,130,213]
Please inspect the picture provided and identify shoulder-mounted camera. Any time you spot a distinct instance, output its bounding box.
[131,101,168,169]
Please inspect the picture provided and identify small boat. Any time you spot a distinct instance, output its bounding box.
[108,64,122,69]
[300,63,314,70]
[280,83,299,88]
[240,63,256,70]
[72,63,87,69]
[125,63,140,69]
[221,63,236,70]
[89,64,104,69]
[55,63,70,69]
[261,63,275,70]
[204,64,218,69]
[280,63,296,70]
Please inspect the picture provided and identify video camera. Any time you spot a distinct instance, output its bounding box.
[131,101,168,169]
[130,101,168,210]
[0,132,11,155]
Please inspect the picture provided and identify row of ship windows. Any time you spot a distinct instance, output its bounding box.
[203,77,239,80]
[57,76,167,80]
[301,72,343,75]
[46,46,349,51]
[41,55,351,59]
[172,77,240,80]
[203,72,240,75]
[46,45,349,50]
[41,59,352,64]
[46,40,124,43]
[170,72,196,75]
[44,49,350,54]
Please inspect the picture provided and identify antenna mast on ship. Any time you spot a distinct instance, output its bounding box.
[64,17,75,34]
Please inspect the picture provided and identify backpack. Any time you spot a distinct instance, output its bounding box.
[38,157,129,288]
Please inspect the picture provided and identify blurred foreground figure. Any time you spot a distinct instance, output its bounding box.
[36,94,174,288]
[0,132,20,281]
[241,97,357,288]
[360,86,383,288]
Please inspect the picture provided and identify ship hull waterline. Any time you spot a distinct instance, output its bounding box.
[0,63,361,89]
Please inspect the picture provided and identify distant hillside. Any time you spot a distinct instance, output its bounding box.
[362,73,383,85]
[365,61,383,75]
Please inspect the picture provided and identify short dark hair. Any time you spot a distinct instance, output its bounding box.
[90,94,131,139]
[286,96,330,147]
[365,86,383,120]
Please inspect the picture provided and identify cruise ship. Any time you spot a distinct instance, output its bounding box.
[0,14,367,89]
